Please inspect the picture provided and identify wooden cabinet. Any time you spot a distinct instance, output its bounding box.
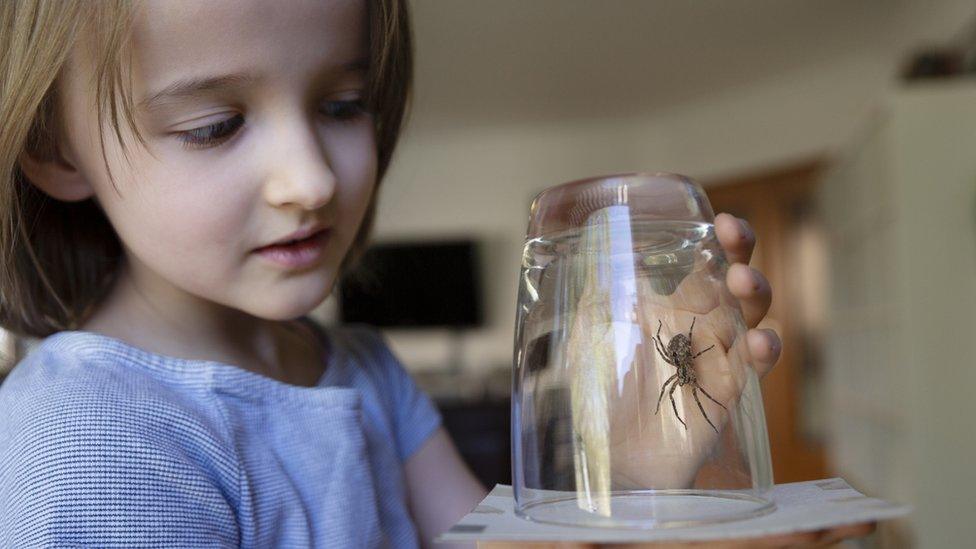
[706,161,829,484]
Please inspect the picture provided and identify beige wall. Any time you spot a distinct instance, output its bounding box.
[820,79,976,548]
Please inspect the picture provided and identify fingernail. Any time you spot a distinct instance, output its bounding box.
[751,268,763,290]
[740,265,760,289]
[739,218,751,237]
[765,330,780,353]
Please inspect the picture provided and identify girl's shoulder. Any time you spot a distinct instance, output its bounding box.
[0,330,222,413]
[0,331,239,471]
[0,332,241,546]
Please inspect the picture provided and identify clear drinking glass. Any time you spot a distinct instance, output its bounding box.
[511,173,774,528]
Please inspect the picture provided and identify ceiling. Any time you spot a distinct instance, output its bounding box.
[409,0,976,127]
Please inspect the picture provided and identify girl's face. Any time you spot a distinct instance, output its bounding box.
[59,0,376,320]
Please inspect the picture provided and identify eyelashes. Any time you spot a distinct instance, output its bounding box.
[177,99,368,149]
[178,114,245,148]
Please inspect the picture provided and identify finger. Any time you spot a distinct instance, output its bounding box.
[727,263,772,328]
[612,526,843,549]
[715,212,756,265]
[612,523,873,549]
[817,521,877,544]
[748,329,782,379]
[748,530,827,547]
[677,529,826,548]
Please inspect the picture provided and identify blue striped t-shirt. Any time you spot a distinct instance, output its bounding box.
[0,322,442,547]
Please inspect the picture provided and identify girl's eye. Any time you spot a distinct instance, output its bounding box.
[174,100,363,150]
[177,114,245,149]
[321,99,366,122]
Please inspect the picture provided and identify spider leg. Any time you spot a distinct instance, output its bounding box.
[668,381,687,430]
[654,374,678,415]
[695,383,729,411]
[654,320,665,353]
[654,335,674,366]
[692,387,719,433]
[653,322,676,366]
[689,316,696,340]
[692,344,715,358]
[652,330,667,358]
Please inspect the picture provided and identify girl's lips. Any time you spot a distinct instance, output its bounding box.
[254,228,330,269]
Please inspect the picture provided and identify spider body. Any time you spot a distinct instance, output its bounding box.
[653,317,728,433]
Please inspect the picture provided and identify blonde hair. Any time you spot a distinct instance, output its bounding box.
[0,0,413,338]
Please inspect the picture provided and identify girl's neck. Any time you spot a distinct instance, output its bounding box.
[81,258,325,386]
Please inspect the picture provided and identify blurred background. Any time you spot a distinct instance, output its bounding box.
[4,1,976,547]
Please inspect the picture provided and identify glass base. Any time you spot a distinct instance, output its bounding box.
[517,490,775,529]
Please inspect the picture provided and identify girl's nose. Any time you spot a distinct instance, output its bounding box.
[262,125,336,211]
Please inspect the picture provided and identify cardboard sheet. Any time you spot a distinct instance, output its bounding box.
[438,478,909,544]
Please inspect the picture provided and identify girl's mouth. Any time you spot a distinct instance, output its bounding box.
[254,227,330,269]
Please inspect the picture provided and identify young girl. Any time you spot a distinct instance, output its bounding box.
[0,1,864,547]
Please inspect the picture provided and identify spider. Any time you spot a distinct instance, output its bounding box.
[653,317,728,433]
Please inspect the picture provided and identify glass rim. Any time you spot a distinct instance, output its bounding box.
[527,171,713,239]
[531,171,699,206]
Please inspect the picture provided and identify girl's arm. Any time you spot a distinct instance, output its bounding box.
[405,427,487,549]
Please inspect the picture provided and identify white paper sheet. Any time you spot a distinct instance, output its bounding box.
[438,478,909,544]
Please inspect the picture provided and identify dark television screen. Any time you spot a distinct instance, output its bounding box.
[338,240,484,328]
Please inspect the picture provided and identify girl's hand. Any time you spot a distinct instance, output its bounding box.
[713,213,779,381]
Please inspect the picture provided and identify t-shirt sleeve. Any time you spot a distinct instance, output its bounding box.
[0,361,240,547]
[358,327,443,462]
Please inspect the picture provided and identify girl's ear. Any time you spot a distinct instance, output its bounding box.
[18,143,94,202]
